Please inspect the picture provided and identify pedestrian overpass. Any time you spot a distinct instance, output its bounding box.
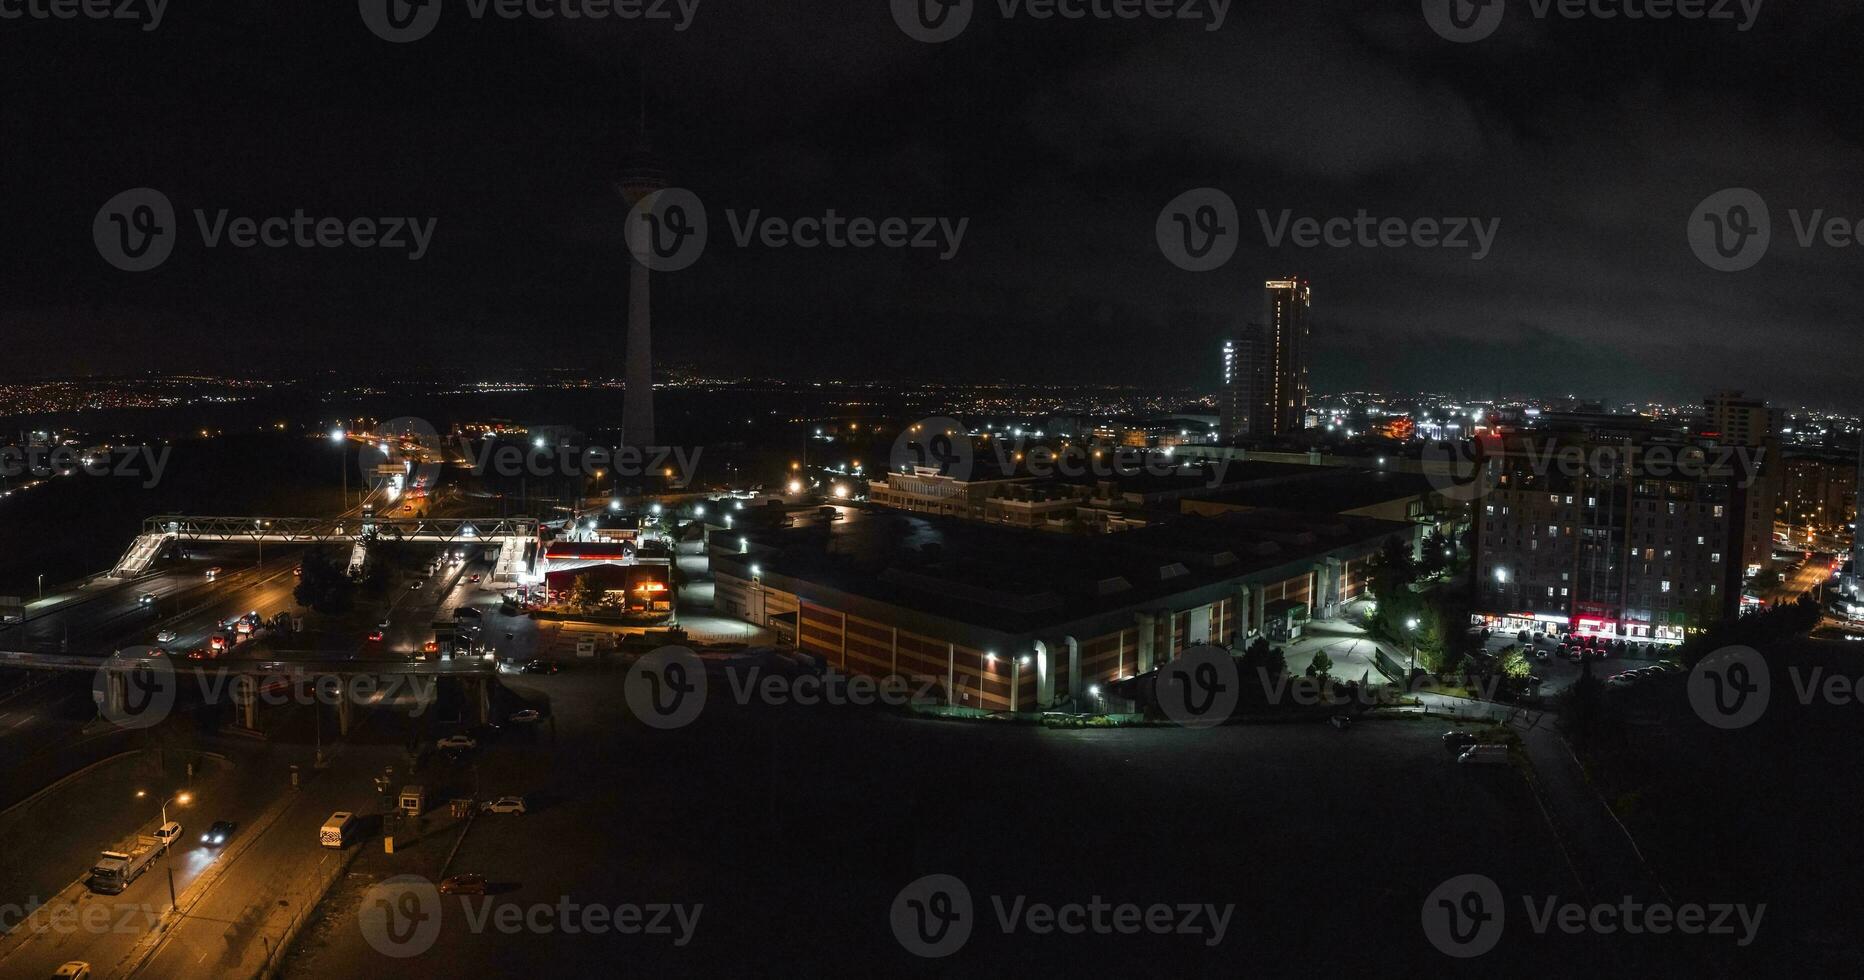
[109,514,541,584]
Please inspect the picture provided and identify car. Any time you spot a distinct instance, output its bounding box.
[481,796,527,815]
[521,659,561,675]
[293,564,302,577]
[409,581,423,590]
[456,607,483,619]
[468,574,481,584]
[436,735,477,751]
[187,648,208,660]
[509,709,540,724]
[205,567,221,580]
[53,963,91,980]
[1457,745,1510,766]
[210,634,227,651]
[1441,731,1479,756]
[377,618,392,630]
[367,631,384,643]
[201,820,236,846]
[423,640,440,655]
[438,874,487,895]
[155,629,177,643]
[153,821,183,852]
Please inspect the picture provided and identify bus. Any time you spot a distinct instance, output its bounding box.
[319,811,356,848]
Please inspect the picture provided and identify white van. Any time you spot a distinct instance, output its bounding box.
[1457,745,1510,766]
[152,821,183,852]
[319,811,356,848]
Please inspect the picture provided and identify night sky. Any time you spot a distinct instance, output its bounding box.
[2,0,1861,407]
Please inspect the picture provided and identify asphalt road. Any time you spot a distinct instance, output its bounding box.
[279,669,1594,977]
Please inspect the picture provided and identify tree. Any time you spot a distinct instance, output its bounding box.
[1239,636,1285,686]
[569,574,603,613]
[1306,651,1334,684]
[293,546,353,615]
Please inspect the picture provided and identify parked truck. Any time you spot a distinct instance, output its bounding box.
[86,835,162,894]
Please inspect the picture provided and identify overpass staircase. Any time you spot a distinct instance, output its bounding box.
[491,538,531,586]
[108,532,171,579]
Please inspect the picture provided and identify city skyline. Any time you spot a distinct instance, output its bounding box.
[4,5,1863,404]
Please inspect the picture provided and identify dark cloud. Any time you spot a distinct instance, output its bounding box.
[1,0,1861,408]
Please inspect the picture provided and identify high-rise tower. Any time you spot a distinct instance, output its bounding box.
[618,111,666,451]
[1262,278,1311,436]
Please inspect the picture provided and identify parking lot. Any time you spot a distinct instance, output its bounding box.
[276,663,1600,977]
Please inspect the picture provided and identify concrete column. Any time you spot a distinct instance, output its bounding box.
[890,627,899,676]
[475,678,491,725]
[1066,636,1081,701]
[104,672,126,719]
[946,642,956,705]
[1035,639,1054,706]
[234,675,257,730]
[1235,585,1253,643]
[1135,612,1157,674]
[336,687,354,735]
[1252,588,1266,638]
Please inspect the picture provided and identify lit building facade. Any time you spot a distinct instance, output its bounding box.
[1474,434,1748,643]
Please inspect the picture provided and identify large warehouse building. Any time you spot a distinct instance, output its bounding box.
[710,507,1413,712]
